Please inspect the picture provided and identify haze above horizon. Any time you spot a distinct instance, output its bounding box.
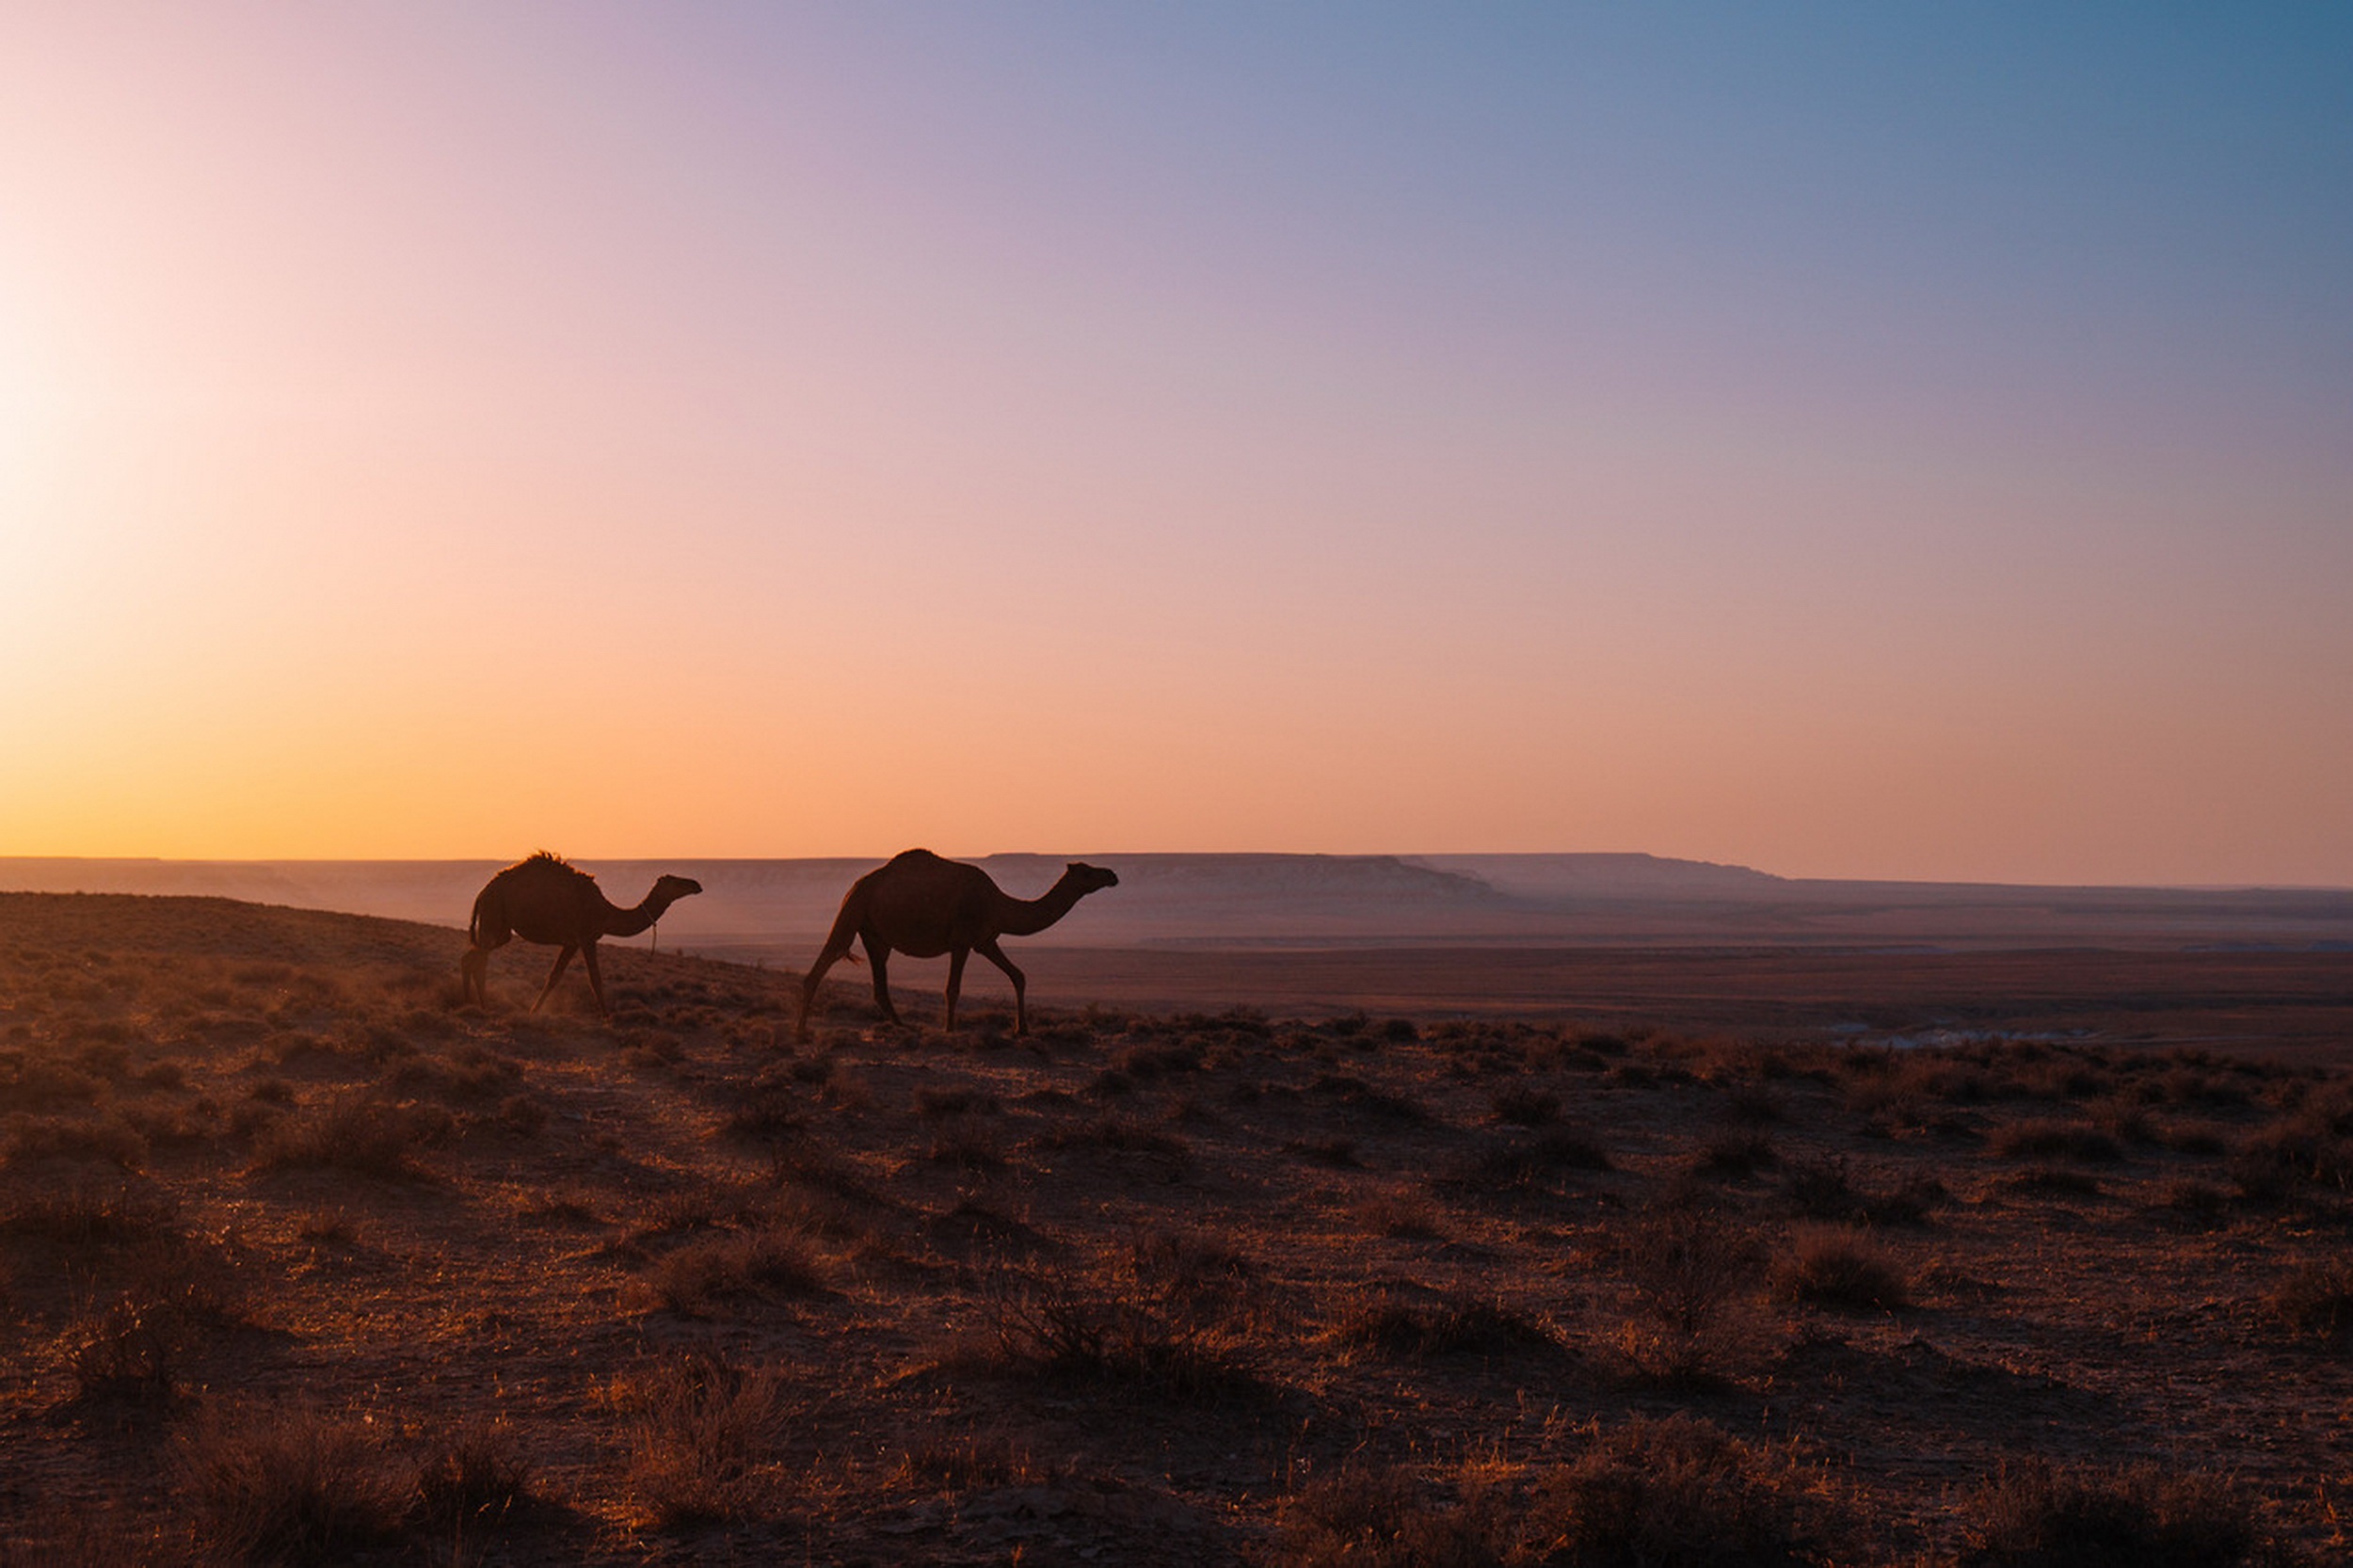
[5,6,2348,884]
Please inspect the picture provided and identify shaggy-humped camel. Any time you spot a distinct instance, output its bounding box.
[795,849,1118,1039]
[460,853,702,1017]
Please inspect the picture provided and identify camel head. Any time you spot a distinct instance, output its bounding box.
[1064,863,1119,896]
[649,874,704,909]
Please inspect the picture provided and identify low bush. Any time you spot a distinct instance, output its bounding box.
[1526,1413,1837,1567]
[1330,1290,1558,1360]
[252,1093,453,1178]
[2270,1260,2353,1343]
[648,1225,826,1316]
[1772,1226,1911,1312]
[1991,1119,2125,1164]
[1958,1459,2272,1567]
[620,1356,788,1526]
[176,1400,414,1562]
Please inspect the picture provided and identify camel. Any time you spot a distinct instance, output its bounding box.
[459,853,702,1017]
[795,849,1118,1040]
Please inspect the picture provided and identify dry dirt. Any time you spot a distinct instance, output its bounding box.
[1,891,2349,1564]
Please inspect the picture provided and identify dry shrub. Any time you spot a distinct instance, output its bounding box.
[176,1400,414,1563]
[2004,1166,2104,1197]
[414,1416,532,1531]
[386,1044,520,1103]
[1276,1460,1509,1568]
[1695,1131,1776,1178]
[1117,1040,1205,1080]
[1286,1135,1362,1168]
[495,1092,549,1136]
[2157,1178,2233,1222]
[897,1432,1055,1492]
[2269,1260,2353,1344]
[0,1052,105,1112]
[1490,1085,1561,1127]
[1771,1226,1911,1312]
[1527,1413,1833,1567]
[1459,1127,1613,1191]
[63,1291,180,1403]
[252,1093,453,1178]
[988,1255,1260,1400]
[725,1071,809,1142]
[1358,1187,1445,1240]
[0,1184,178,1245]
[1330,1289,1558,1361]
[620,1356,788,1526]
[1779,1154,1858,1219]
[648,1225,826,1316]
[1610,1200,1769,1385]
[1311,1073,1433,1125]
[1030,1116,1192,1176]
[916,1083,1000,1118]
[2236,1113,2353,1193]
[4,1112,147,1170]
[1991,1119,2125,1164]
[1958,1458,2277,1567]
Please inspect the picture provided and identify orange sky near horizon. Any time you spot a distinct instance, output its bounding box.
[4,8,2349,886]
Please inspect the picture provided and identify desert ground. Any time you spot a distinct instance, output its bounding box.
[2,890,2349,1563]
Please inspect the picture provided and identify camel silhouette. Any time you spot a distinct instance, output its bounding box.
[795,849,1118,1040]
[459,853,702,1016]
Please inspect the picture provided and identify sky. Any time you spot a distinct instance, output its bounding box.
[2,4,2348,884]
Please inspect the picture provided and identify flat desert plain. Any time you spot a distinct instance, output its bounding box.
[2,891,2350,1564]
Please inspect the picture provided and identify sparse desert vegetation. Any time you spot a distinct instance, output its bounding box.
[1,890,2349,1563]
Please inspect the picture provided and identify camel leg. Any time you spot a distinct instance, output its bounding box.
[945,947,969,1032]
[533,946,577,1012]
[863,936,902,1026]
[975,937,1027,1034]
[581,940,609,1018]
[795,931,860,1042]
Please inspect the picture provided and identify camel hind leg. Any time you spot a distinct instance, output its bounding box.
[580,940,609,1018]
[795,926,864,1042]
[532,946,578,1013]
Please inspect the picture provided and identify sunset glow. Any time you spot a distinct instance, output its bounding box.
[4,6,2348,883]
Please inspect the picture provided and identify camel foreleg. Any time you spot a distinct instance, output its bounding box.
[945,947,969,1032]
[863,937,902,1026]
[975,937,1027,1035]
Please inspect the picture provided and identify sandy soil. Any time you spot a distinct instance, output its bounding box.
[1,892,2348,1564]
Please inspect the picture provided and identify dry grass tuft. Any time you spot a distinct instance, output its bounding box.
[1528,1413,1836,1567]
[619,1356,789,1527]
[1610,1200,1769,1385]
[175,1400,415,1563]
[648,1224,827,1316]
[251,1092,452,1178]
[1275,1460,1508,1568]
[1330,1289,1559,1361]
[1958,1458,2277,1567]
[1772,1225,1912,1312]
[2269,1260,2353,1344]
[1991,1119,2126,1164]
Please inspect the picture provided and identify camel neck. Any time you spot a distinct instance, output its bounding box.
[994,876,1089,937]
[604,895,665,938]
